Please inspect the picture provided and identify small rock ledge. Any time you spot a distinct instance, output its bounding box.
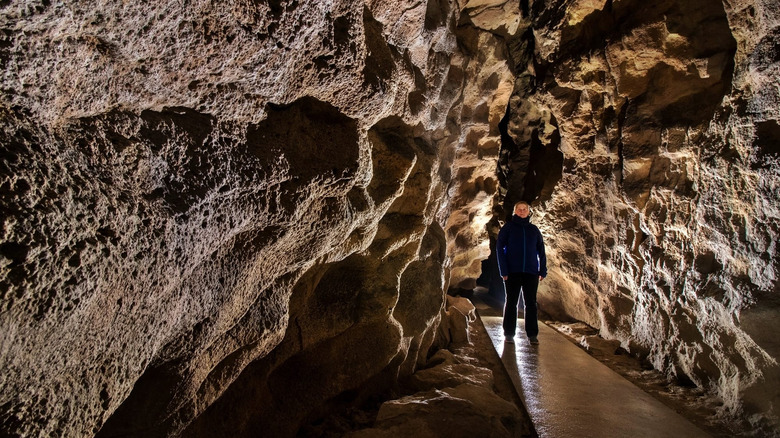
[301,296,535,438]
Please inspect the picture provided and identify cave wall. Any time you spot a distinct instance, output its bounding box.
[501,0,779,430]
[0,1,515,436]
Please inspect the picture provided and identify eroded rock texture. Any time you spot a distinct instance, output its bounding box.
[500,0,779,431]
[0,1,514,437]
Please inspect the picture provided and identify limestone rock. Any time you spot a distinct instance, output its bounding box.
[0,1,513,437]
[438,294,478,346]
[442,0,519,290]
[4,0,777,434]
[404,347,493,393]
[346,383,525,438]
[498,0,780,431]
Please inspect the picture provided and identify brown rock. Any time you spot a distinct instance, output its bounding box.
[346,383,525,438]
[2,0,778,435]
[496,0,780,432]
[404,347,493,393]
[438,294,478,346]
[0,1,513,437]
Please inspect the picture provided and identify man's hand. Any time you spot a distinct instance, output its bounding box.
[502,276,508,281]
[539,276,544,282]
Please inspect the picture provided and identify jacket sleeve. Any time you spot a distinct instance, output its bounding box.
[537,227,547,277]
[496,224,509,277]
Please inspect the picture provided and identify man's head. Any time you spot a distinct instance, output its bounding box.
[513,201,530,218]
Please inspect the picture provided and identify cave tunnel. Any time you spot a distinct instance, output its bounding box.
[1,0,779,437]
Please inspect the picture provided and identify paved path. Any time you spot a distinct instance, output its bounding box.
[476,300,712,438]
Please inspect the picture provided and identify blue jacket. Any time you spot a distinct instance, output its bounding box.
[497,215,547,277]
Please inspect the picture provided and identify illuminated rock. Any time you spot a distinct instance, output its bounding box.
[499,0,779,431]
[0,1,514,436]
[348,384,525,438]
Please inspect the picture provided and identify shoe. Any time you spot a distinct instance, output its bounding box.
[529,337,539,344]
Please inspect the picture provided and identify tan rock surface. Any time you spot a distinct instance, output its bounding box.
[498,0,780,432]
[295,295,533,437]
[3,0,779,435]
[441,0,518,290]
[0,1,514,437]
[403,346,493,393]
[346,383,525,438]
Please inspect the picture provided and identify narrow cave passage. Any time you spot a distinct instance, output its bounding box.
[1,0,778,436]
[467,288,773,438]
[473,294,715,438]
[475,0,780,436]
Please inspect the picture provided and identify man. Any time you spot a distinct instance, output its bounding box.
[497,201,547,344]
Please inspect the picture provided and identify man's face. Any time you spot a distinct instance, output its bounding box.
[515,203,530,218]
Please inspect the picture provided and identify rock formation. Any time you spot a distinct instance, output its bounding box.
[343,298,532,438]
[0,0,515,436]
[2,0,779,436]
[499,0,779,432]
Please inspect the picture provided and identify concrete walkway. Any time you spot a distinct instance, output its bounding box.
[475,300,712,438]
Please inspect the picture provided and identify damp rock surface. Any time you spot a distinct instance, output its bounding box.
[3,0,779,436]
[499,0,780,432]
[0,1,514,436]
[346,383,524,438]
[332,299,533,438]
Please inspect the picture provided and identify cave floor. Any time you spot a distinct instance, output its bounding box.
[473,294,713,438]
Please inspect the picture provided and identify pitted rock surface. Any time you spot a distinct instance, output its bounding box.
[497,0,779,432]
[2,0,779,436]
[0,1,514,436]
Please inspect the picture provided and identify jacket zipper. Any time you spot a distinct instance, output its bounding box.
[522,225,526,272]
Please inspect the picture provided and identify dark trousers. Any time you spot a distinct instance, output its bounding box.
[503,272,539,337]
